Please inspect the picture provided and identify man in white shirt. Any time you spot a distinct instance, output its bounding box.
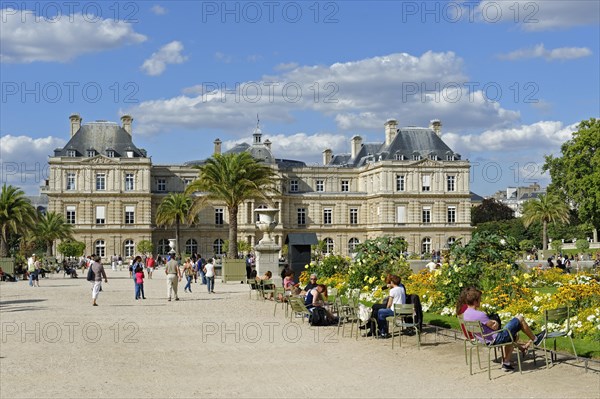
[376,275,406,338]
[203,258,216,293]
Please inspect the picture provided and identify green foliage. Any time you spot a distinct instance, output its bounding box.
[452,231,519,266]
[522,194,570,250]
[0,184,36,256]
[348,237,411,290]
[471,198,515,225]
[57,240,86,258]
[576,239,590,252]
[476,218,539,248]
[33,211,73,256]
[137,240,154,255]
[519,239,535,253]
[550,240,563,253]
[157,193,197,255]
[544,118,600,232]
[305,254,351,280]
[223,240,252,256]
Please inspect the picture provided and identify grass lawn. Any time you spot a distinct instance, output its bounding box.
[423,312,600,359]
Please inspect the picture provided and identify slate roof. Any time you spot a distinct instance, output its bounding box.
[54,122,146,158]
[329,127,461,167]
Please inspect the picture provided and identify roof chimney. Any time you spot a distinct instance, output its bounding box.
[384,119,398,146]
[213,138,222,155]
[120,115,133,135]
[69,113,82,137]
[351,135,362,159]
[264,139,272,150]
[322,149,332,165]
[430,119,442,136]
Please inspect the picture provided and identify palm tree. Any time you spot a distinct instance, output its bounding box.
[34,211,74,256]
[185,152,278,259]
[522,194,570,251]
[156,193,198,256]
[0,184,36,256]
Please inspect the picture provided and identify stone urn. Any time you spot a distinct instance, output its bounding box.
[255,208,279,244]
[168,238,177,253]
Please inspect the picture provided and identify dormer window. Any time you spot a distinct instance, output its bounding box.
[429,154,437,161]
[126,150,134,158]
[106,150,115,158]
[412,153,421,161]
[67,150,76,157]
[86,149,95,157]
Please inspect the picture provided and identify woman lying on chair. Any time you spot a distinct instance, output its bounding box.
[463,288,547,372]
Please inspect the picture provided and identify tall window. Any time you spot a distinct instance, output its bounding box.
[213,239,224,255]
[297,208,306,225]
[324,238,334,254]
[67,150,76,157]
[95,240,105,257]
[86,150,95,157]
[323,208,332,224]
[66,173,76,191]
[422,206,431,223]
[341,180,349,192]
[447,175,456,192]
[290,179,299,192]
[157,239,170,255]
[447,206,456,223]
[396,175,405,192]
[215,208,224,225]
[396,206,407,224]
[66,206,76,224]
[124,239,134,257]
[106,150,115,158]
[125,206,135,224]
[95,206,106,224]
[157,179,166,192]
[96,173,106,191]
[421,238,431,254]
[349,208,358,224]
[185,239,198,255]
[125,173,134,191]
[348,238,360,254]
[422,175,431,191]
[315,180,324,192]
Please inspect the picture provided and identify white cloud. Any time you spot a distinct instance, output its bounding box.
[126,51,520,136]
[0,135,65,194]
[150,5,167,15]
[0,8,146,63]
[246,54,263,63]
[274,62,299,71]
[214,52,234,63]
[476,1,600,31]
[442,121,577,154]
[141,41,188,76]
[498,44,592,61]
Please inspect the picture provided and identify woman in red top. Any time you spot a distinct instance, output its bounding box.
[135,265,146,300]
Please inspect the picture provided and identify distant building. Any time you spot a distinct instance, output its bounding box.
[491,183,545,217]
[43,114,472,260]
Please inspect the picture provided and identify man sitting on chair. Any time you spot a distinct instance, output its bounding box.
[376,275,406,338]
[463,288,547,372]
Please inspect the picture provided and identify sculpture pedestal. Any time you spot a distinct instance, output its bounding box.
[255,241,281,285]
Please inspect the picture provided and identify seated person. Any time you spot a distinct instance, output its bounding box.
[302,274,318,294]
[0,267,4,281]
[376,275,406,338]
[363,274,392,336]
[305,284,336,323]
[462,288,547,372]
[282,271,299,300]
[257,271,274,299]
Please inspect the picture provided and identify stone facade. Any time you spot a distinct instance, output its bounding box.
[43,115,472,260]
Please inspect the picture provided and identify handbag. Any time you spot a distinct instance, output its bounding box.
[86,265,95,282]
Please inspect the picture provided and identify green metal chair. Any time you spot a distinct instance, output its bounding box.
[247,278,260,299]
[288,296,311,323]
[259,279,275,300]
[536,307,578,368]
[386,303,420,350]
[337,296,359,337]
[273,287,287,317]
[463,320,522,380]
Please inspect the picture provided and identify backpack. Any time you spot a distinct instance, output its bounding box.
[309,307,327,326]
[86,266,95,282]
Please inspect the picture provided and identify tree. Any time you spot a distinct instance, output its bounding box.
[156,193,197,256]
[471,198,514,225]
[57,240,86,258]
[223,240,252,256]
[575,238,590,253]
[34,211,73,256]
[544,118,600,239]
[522,194,570,251]
[137,240,154,255]
[550,240,563,254]
[0,184,36,256]
[185,152,278,259]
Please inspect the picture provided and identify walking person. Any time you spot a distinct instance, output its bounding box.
[32,257,42,287]
[111,254,118,271]
[90,255,108,306]
[183,258,194,293]
[131,256,143,297]
[165,251,181,301]
[196,255,207,285]
[134,264,146,300]
[203,258,215,294]
[146,255,155,279]
[27,254,36,286]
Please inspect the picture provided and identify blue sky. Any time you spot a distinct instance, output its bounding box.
[1,1,598,195]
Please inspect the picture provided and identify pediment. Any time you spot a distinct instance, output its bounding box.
[81,155,118,164]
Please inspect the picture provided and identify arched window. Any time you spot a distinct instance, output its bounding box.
[421,237,431,254]
[185,238,198,255]
[324,237,334,255]
[95,240,105,257]
[348,238,360,254]
[447,237,456,247]
[213,239,224,255]
[124,239,135,257]
[157,239,170,255]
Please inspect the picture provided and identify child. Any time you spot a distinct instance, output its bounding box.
[135,265,146,300]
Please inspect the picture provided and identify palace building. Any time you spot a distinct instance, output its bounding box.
[44,114,472,260]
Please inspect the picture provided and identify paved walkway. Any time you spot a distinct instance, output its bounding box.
[1,270,598,398]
